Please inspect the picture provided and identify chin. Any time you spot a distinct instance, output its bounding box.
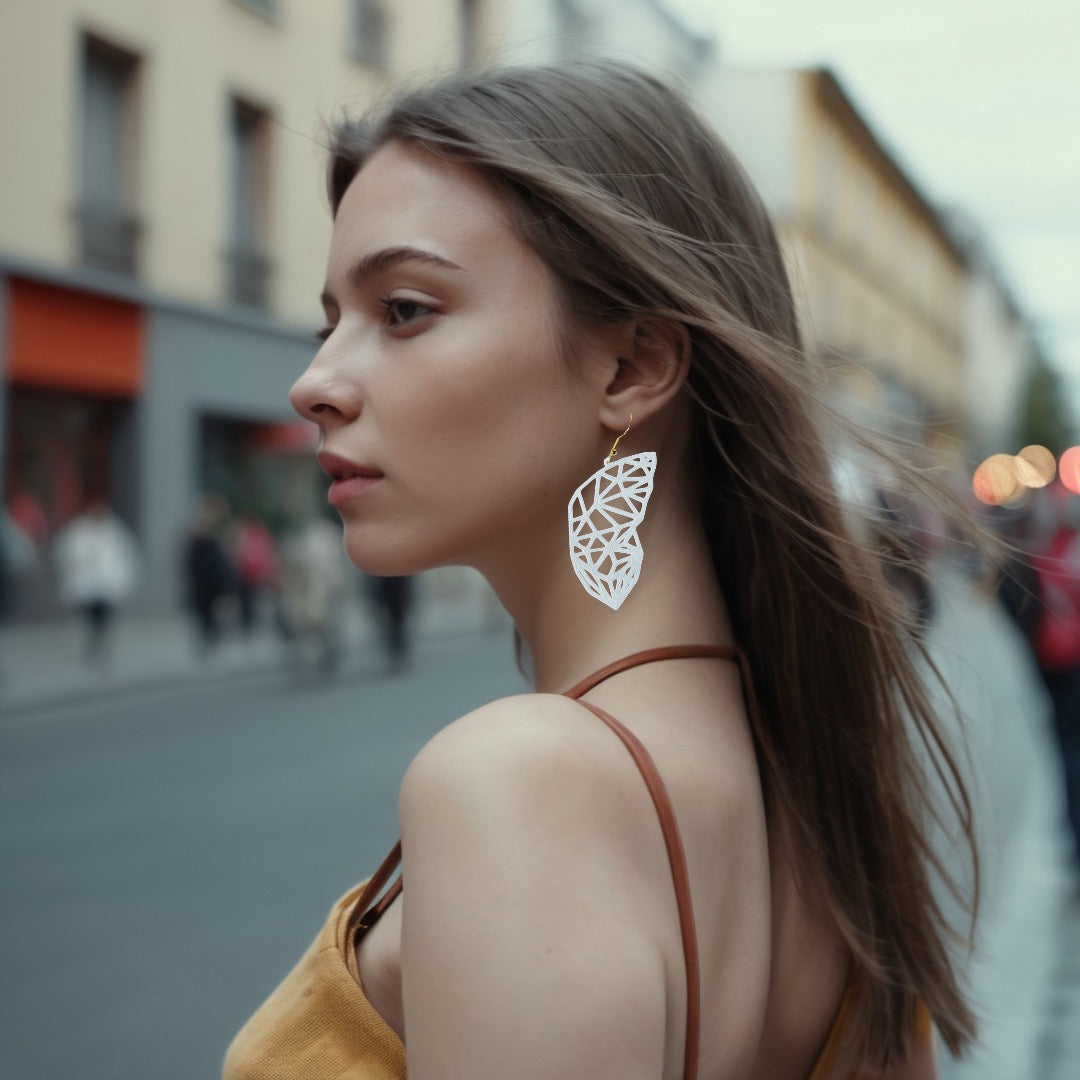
[342,527,435,578]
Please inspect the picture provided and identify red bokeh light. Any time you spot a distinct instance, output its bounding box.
[1060,446,1080,496]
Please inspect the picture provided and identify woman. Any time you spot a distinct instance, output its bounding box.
[225,61,975,1079]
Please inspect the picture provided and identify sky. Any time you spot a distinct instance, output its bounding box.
[668,0,1080,429]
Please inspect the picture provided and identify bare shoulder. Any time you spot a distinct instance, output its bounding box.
[400,691,641,831]
[397,693,671,1078]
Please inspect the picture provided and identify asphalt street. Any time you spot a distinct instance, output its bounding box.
[0,633,525,1080]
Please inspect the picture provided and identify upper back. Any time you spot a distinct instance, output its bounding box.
[563,652,856,1080]
[388,649,930,1080]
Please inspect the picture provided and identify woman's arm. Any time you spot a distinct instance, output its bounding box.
[397,695,672,1080]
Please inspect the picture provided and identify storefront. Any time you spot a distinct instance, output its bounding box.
[2,271,315,616]
[2,278,142,614]
[199,413,319,534]
[4,278,142,532]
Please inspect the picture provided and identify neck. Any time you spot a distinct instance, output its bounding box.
[475,472,735,693]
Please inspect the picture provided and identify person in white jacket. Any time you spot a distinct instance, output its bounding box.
[53,497,138,662]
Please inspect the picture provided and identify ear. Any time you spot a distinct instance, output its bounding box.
[595,317,691,432]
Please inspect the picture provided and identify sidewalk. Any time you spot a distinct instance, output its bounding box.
[927,569,1080,1079]
[0,611,308,714]
[0,590,511,714]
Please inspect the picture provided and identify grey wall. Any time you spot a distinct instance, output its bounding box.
[140,306,313,610]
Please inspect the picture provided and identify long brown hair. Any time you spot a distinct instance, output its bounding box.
[325,60,977,1067]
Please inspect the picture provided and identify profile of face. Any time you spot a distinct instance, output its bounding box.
[289,141,607,578]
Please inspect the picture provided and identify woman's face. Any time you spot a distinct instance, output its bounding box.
[290,140,602,576]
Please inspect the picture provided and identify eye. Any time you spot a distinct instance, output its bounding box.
[381,297,435,329]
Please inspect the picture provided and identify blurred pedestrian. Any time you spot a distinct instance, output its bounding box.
[52,497,138,663]
[366,574,414,673]
[994,484,1080,862]
[873,487,937,630]
[1031,486,1080,860]
[277,516,348,677]
[184,494,235,653]
[0,510,36,621]
[231,512,277,635]
[9,490,48,549]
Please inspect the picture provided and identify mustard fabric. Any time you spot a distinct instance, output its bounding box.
[806,988,933,1080]
[223,880,405,1080]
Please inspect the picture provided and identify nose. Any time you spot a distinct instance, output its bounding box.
[289,342,363,426]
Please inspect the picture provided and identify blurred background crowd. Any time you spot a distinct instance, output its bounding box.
[0,2,1078,1078]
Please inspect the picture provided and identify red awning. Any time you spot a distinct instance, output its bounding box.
[5,278,143,397]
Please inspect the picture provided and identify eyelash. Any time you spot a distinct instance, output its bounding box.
[314,298,434,342]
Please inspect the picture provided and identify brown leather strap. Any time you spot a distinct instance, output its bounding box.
[562,643,739,699]
[352,840,403,938]
[573,699,701,1080]
[564,644,745,1080]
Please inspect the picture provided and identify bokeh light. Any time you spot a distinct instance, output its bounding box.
[971,444,1064,506]
[1060,446,1080,496]
[1015,444,1057,488]
[973,453,1022,505]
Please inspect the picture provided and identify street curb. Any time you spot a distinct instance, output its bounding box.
[0,654,283,718]
[0,623,515,718]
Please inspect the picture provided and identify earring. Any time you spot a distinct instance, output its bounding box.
[567,417,657,610]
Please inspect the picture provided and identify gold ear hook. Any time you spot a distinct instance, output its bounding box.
[604,415,633,466]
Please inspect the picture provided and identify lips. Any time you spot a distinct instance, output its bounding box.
[317,452,384,507]
[316,451,383,482]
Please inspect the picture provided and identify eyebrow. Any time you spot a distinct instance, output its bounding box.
[321,245,463,307]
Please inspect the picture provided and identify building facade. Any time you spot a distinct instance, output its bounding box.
[699,66,971,461]
[4,1,1027,619]
[949,214,1037,460]
[0,0,480,613]
[479,0,711,78]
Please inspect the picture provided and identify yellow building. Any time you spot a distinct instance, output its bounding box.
[0,0,478,325]
[700,66,970,461]
[0,0,482,612]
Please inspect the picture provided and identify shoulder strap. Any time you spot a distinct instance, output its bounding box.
[574,698,701,1080]
[352,840,403,939]
[563,643,738,700]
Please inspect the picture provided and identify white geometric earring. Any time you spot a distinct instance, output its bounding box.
[567,417,657,610]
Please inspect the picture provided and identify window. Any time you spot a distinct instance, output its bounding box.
[351,0,388,70]
[847,168,874,264]
[554,0,595,59]
[226,97,272,308]
[460,0,479,69]
[815,125,840,240]
[231,0,278,20]
[78,35,141,275]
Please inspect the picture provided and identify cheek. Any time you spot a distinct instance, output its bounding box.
[386,315,573,468]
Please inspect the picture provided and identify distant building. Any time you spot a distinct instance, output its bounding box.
[698,66,972,463]
[2,0,1036,619]
[947,212,1038,459]
[0,0,479,613]
[480,0,712,80]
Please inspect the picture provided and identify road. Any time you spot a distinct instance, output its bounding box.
[0,633,525,1080]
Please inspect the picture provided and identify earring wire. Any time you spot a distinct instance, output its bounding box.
[604,415,633,466]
